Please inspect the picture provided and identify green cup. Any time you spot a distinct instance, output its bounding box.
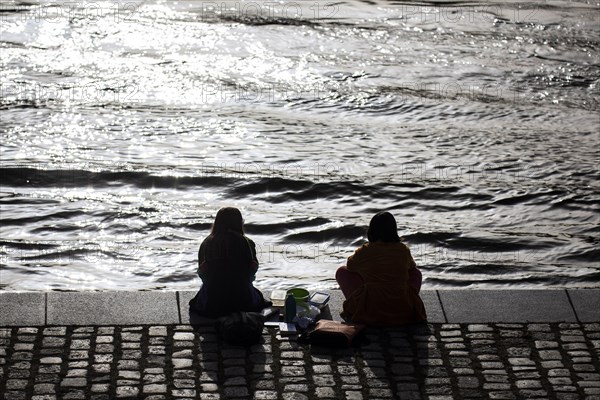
[286,288,309,304]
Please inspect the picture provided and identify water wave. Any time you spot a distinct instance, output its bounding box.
[0,0,598,291]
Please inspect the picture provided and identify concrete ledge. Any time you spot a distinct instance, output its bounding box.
[323,290,445,323]
[1,289,598,326]
[438,289,578,323]
[178,290,445,324]
[568,289,600,322]
[180,289,347,324]
[0,292,45,326]
[47,291,180,326]
[178,290,197,325]
[322,290,343,322]
[421,291,446,323]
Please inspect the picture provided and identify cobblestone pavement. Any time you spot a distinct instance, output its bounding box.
[0,323,599,400]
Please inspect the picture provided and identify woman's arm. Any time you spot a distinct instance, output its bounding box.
[405,244,417,270]
[246,238,259,279]
[405,245,422,292]
[197,239,208,280]
[247,238,259,265]
[197,261,208,281]
[346,243,367,272]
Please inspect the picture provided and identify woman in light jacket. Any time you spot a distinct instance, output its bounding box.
[336,211,427,326]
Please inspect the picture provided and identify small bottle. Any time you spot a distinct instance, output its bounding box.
[284,294,296,323]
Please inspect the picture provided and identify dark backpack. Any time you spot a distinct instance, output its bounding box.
[217,311,265,346]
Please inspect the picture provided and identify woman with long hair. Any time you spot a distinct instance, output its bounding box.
[336,211,426,325]
[189,207,269,318]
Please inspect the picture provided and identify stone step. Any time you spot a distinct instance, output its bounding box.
[0,289,598,326]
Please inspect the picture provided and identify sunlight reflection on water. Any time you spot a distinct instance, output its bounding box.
[0,0,598,291]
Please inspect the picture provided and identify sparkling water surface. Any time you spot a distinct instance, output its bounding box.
[1,0,599,291]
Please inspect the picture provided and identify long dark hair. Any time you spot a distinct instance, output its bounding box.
[204,207,248,261]
[367,211,401,243]
[210,207,244,237]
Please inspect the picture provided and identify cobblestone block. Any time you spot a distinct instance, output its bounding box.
[1,322,600,400]
[116,386,139,398]
[254,390,278,399]
[149,327,168,336]
[173,332,195,341]
[60,377,87,387]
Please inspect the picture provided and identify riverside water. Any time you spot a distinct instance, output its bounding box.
[1,0,598,291]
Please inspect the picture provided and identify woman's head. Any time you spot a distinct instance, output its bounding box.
[367,211,400,243]
[210,207,244,236]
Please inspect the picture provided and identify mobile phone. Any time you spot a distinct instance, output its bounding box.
[309,292,330,308]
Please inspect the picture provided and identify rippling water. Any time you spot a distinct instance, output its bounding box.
[1,0,599,291]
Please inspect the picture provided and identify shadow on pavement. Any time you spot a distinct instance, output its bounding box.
[192,315,269,398]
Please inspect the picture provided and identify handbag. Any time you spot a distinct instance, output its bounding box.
[217,311,265,346]
[298,320,365,347]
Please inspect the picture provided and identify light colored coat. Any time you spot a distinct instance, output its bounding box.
[341,242,427,326]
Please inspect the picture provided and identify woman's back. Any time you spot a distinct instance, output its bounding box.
[338,211,426,326]
[196,232,259,317]
[190,207,269,318]
[201,231,255,275]
[347,242,411,284]
[341,241,426,325]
